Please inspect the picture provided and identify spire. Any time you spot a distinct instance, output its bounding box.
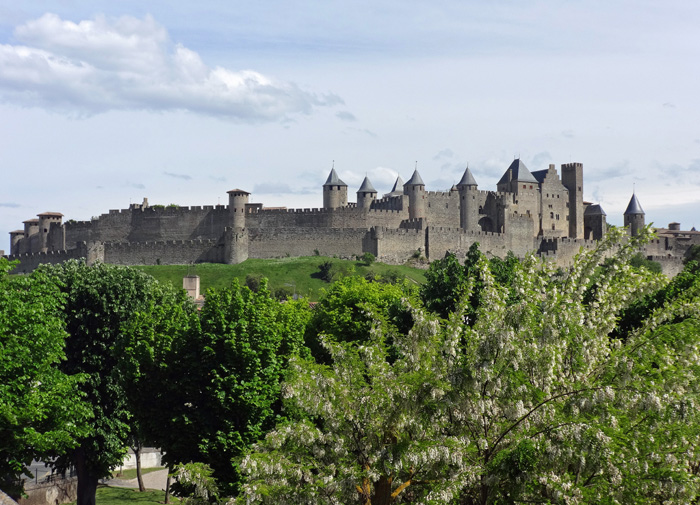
[405,169,425,186]
[390,175,404,193]
[624,193,644,215]
[323,167,347,187]
[357,176,377,193]
[456,165,478,187]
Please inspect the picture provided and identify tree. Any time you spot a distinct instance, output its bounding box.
[238,226,700,504]
[39,260,187,505]
[305,276,417,362]
[0,259,90,497]
[151,279,311,496]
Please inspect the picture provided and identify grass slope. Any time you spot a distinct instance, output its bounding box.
[69,486,177,505]
[134,256,426,301]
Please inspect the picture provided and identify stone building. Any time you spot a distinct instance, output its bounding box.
[6,160,698,275]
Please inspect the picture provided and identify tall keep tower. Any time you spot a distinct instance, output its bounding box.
[404,169,426,220]
[323,167,348,209]
[624,193,645,236]
[561,162,584,239]
[456,166,478,231]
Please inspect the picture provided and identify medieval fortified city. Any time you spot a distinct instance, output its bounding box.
[4,159,699,276]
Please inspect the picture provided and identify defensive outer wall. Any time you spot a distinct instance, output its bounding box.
[6,161,698,276]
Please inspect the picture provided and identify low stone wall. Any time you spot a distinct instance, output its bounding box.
[18,478,76,505]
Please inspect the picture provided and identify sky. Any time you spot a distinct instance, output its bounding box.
[1,1,699,251]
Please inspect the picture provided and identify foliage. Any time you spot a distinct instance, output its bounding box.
[629,252,662,273]
[152,279,311,496]
[0,259,90,496]
[421,243,520,321]
[305,276,417,363]
[358,252,376,267]
[38,260,188,505]
[684,244,700,271]
[245,273,264,292]
[238,226,700,504]
[172,463,221,505]
[68,486,179,505]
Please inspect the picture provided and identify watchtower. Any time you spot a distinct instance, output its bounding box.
[404,169,426,220]
[561,162,584,238]
[624,193,645,237]
[356,176,377,210]
[227,189,250,229]
[323,168,348,209]
[456,166,478,231]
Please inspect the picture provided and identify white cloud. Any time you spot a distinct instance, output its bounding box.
[0,13,343,121]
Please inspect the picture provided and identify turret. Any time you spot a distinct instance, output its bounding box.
[496,159,538,193]
[456,166,478,231]
[37,212,63,252]
[227,189,250,229]
[9,230,23,255]
[385,176,404,197]
[624,193,645,237]
[356,177,377,210]
[583,203,607,240]
[561,162,584,239]
[323,168,348,209]
[403,169,426,220]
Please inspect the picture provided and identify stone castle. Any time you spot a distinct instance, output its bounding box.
[5,160,699,275]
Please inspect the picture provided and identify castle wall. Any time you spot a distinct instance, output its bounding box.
[103,239,222,266]
[7,244,89,274]
[248,227,369,259]
[370,227,425,264]
[248,206,406,230]
[424,191,461,228]
[648,256,685,277]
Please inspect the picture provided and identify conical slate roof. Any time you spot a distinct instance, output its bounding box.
[624,194,645,215]
[405,169,425,186]
[497,159,538,185]
[323,168,347,187]
[456,166,478,187]
[390,176,404,193]
[357,176,377,193]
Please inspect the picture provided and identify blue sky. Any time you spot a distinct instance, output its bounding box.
[1,1,699,249]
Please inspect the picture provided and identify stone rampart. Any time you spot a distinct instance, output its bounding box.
[371,227,424,264]
[248,227,369,259]
[7,246,87,274]
[103,239,222,265]
[648,255,685,277]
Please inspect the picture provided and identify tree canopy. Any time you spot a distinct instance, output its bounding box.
[0,259,89,496]
[239,227,700,504]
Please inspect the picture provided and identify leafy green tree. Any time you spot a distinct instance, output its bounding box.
[39,260,186,505]
[0,259,90,496]
[152,279,310,496]
[305,276,417,362]
[238,226,700,504]
[629,252,662,273]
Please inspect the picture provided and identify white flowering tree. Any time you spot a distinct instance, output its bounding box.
[237,227,700,504]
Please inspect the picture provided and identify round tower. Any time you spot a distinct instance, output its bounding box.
[356,176,377,210]
[323,167,348,209]
[37,212,63,252]
[624,193,645,237]
[9,230,24,255]
[456,166,479,231]
[404,169,426,220]
[227,189,250,229]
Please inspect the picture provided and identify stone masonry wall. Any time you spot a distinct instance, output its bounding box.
[103,239,222,265]
[248,227,369,259]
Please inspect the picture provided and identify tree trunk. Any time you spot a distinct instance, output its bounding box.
[371,475,393,505]
[164,467,172,504]
[133,442,146,492]
[74,448,99,505]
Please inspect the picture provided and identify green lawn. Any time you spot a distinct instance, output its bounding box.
[134,256,426,301]
[69,485,178,505]
[112,467,166,481]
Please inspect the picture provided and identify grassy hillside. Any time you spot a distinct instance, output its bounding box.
[134,256,427,301]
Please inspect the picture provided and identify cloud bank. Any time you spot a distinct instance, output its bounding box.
[0,13,342,121]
